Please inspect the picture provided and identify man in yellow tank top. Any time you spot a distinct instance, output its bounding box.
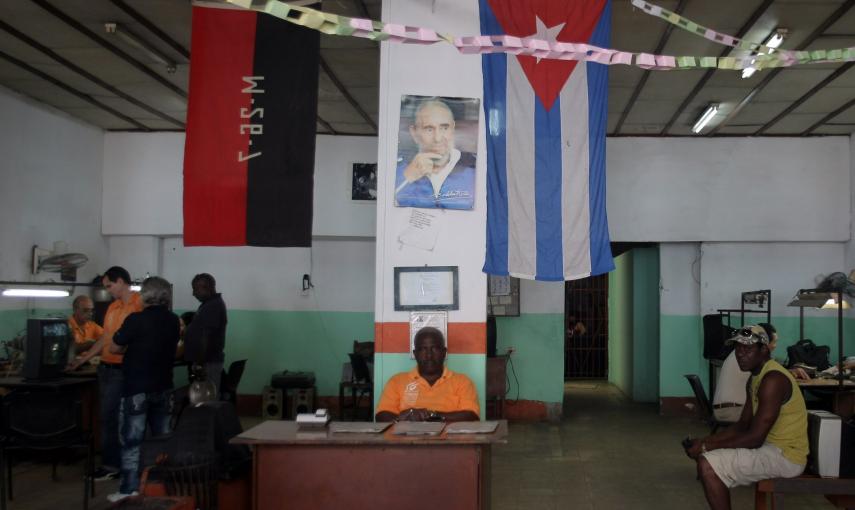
[685,325,808,510]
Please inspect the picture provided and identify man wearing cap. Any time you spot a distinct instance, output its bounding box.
[685,325,808,510]
[712,323,809,422]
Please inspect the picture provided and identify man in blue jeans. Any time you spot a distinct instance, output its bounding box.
[107,276,180,503]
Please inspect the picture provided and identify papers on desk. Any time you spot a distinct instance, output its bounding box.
[391,422,446,436]
[330,422,391,434]
[445,421,499,434]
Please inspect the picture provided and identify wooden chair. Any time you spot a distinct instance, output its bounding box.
[684,374,736,433]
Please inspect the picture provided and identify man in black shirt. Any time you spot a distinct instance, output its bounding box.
[184,273,228,391]
[107,276,180,502]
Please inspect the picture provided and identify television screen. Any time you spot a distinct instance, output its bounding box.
[40,322,69,366]
[24,319,71,380]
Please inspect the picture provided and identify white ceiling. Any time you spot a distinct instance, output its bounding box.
[0,0,853,136]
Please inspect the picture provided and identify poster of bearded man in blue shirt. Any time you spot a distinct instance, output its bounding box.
[395,96,479,210]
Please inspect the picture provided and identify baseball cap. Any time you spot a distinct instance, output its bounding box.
[726,325,769,346]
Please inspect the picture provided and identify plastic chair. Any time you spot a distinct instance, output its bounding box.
[0,390,94,510]
[219,360,247,406]
[684,374,734,433]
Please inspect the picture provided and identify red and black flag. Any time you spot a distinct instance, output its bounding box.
[183,6,318,247]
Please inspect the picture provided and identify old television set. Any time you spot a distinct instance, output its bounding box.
[23,318,71,380]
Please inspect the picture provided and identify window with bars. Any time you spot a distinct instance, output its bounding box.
[564,274,609,379]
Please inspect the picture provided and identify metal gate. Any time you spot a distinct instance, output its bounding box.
[564,274,609,379]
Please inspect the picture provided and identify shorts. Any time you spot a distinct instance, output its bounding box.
[703,443,804,488]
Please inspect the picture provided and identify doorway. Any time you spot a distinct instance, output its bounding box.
[564,274,609,379]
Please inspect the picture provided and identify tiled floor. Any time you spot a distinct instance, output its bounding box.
[490,380,834,509]
[0,381,839,509]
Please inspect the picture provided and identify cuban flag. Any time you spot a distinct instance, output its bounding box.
[480,0,615,281]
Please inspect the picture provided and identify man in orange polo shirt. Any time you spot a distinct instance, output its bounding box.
[68,295,103,354]
[70,266,142,481]
[376,327,479,423]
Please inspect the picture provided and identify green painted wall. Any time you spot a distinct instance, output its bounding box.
[222,310,374,396]
[495,313,564,404]
[632,247,660,403]
[608,252,634,396]
[0,309,27,340]
[659,314,855,397]
[373,353,487,419]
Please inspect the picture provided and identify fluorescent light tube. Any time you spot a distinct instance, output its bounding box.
[692,104,719,134]
[2,288,70,298]
[741,29,785,79]
[130,285,142,292]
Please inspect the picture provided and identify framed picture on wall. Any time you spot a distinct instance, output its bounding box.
[394,95,480,210]
[394,266,459,311]
[488,275,520,317]
[350,162,377,202]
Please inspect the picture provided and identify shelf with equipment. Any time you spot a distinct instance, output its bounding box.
[787,288,849,390]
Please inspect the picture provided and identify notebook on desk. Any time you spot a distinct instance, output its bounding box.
[391,422,445,436]
[445,421,499,434]
[330,422,391,434]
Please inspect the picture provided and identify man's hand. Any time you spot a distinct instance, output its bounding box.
[789,367,810,380]
[397,408,430,421]
[685,439,704,460]
[66,357,84,371]
[403,153,443,182]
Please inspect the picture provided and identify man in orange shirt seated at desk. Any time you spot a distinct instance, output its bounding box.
[376,327,479,423]
[68,295,103,354]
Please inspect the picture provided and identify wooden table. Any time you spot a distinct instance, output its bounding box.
[798,379,855,419]
[232,420,508,510]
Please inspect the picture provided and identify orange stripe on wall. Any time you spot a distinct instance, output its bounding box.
[375,322,486,354]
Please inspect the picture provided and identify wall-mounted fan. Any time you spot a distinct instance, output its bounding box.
[32,244,88,282]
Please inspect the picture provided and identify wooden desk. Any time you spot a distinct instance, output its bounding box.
[755,476,855,510]
[232,420,508,510]
[798,379,855,419]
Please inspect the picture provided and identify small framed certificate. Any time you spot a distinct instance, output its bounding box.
[394,266,459,311]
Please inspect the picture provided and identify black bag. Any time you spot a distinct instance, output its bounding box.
[786,339,831,371]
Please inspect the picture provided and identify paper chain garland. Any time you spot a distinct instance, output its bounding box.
[225,0,855,71]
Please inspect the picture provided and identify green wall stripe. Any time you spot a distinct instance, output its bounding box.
[495,313,564,404]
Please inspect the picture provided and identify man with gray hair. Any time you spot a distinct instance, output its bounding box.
[107,276,180,502]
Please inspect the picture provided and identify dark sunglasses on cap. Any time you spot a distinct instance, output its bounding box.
[735,327,767,343]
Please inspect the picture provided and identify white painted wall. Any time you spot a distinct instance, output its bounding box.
[374,0,487,325]
[520,279,564,314]
[102,133,378,238]
[107,236,163,282]
[102,133,184,235]
[699,242,846,318]
[660,243,701,316]
[608,137,850,242]
[0,87,108,310]
[161,237,375,312]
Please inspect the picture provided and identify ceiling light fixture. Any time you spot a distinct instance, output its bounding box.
[2,288,70,298]
[741,28,787,79]
[105,23,177,74]
[692,103,719,134]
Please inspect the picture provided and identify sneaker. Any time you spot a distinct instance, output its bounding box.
[106,491,138,503]
[92,466,119,481]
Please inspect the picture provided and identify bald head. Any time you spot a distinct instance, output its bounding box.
[72,295,94,324]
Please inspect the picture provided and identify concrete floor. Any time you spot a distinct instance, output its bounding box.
[0,381,838,509]
[491,380,834,510]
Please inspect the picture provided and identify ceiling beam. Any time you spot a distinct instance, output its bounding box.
[659,0,776,135]
[320,55,378,133]
[354,0,371,18]
[613,0,689,134]
[317,115,338,135]
[802,96,855,135]
[0,19,184,128]
[0,49,150,130]
[714,0,855,134]
[755,62,854,135]
[31,0,187,99]
[108,0,190,60]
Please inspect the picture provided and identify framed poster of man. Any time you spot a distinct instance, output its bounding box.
[394,95,480,210]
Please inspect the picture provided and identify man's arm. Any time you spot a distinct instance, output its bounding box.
[108,315,136,355]
[68,336,105,369]
[703,371,789,451]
